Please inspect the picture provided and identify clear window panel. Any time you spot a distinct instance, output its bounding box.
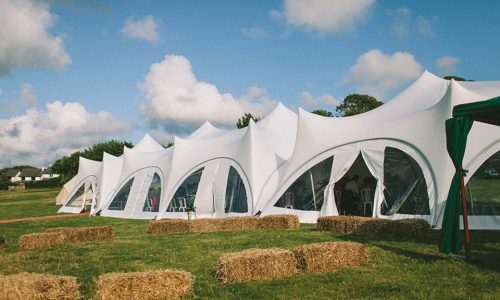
[66,184,86,207]
[143,173,162,212]
[108,178,134,211]
[382,147,430,215]
[167,168,204,212]
[225,166,248,213]
[466,150,500,215]
[275,156,333,211]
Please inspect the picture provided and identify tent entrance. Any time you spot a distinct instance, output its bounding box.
[335,154,376,216]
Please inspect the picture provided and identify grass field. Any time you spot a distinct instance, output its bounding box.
[1,189,499,299]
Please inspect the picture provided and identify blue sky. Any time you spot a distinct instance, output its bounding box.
[1,0,499,167]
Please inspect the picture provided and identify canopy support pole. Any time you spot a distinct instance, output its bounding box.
[459,166,471,262]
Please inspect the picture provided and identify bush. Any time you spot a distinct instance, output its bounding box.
[0,236,5,250]
[24,177,61,189]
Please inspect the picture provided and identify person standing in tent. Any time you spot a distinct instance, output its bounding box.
[344,175,360,214]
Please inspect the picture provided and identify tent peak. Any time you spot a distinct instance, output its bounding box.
[133,133,164,152]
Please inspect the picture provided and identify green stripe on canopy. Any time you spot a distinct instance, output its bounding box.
[453,96,500,126]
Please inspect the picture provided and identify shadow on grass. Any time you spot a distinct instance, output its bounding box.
[372,243,446,262]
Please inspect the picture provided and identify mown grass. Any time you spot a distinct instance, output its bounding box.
[1,189,499,299]
[0,188,59,220]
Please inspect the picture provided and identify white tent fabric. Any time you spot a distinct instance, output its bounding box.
[259,72,500,228]
[58,157,102,214]
[90,152,123,215]
[56,175,76,205]
[100,135,171,219]
[156,103,298,219]
[56,71,500,229]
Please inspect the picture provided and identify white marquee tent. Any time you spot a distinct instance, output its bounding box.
[57,71,500,229]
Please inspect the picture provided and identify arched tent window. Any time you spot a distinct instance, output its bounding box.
[225,166,248,213]
[167,168,204,212]
[108,178,134,211]
[466,150,500,215]
[142,172,161,212]
[382,147,430,215]
[65,184,87,208]
[275,156,333,211]
[59,176,98,214]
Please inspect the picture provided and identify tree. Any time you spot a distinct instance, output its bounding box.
[311,109,334,117]
[236,113,261,129]
[335,94,383,117]
[52,140,133,184]
[165,142,174,148]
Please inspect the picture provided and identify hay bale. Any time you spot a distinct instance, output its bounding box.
[317,216,430,240]
[216,248,299,283]
[0,272,80,300]
[94,270,192,300]
[19,232,65,250]
[188,218,222,233]
[260,214,300,229]
[46,226,114,243]
[293,242,368,274]
[381,219,430,239]
[317,216,378,233]
[220,216,261,232]
[148,220,189,234]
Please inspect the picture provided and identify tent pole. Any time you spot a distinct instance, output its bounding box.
[459,166,471,262]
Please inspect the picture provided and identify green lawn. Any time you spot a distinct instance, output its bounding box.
[1,189,499,299]
[0,188,59,220]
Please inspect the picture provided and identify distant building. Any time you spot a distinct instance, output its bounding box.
[41,167,60,180]
[19,168,42,181]
[4,169,21,183]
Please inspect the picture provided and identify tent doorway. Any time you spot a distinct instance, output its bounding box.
[335,154,376,216]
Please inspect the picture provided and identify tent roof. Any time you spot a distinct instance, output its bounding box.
[132,134,164,152]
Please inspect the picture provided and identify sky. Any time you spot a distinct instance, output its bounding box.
[1,0,499,168]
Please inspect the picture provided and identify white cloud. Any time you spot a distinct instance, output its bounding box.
[121,15,159,43]
[386,8,434,38]
[0,0,71,76]
[275,0,375,34]
[242,25,269,39]
[436,56,460,74]
[0,84,37,112]
[300,91,340,107]
[0,101,130,167]
[415,16,434,37]
[139,55,276,129]
[343,49,423,98]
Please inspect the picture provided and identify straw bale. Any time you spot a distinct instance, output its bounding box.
[19,232,65,250]
[0,272,80,300]
[260,214,300,229]
[380,219,430,239]
[220,216,261,231]
[46,226,114,243]
[215,248,299,283]
[148,220,189,234]
[317,216,429,240]
[94,270,192,300]
[293,242,368,274]
[317,216,378,233]
[188,218,222,233]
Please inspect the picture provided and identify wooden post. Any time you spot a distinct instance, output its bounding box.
[459,166,471,262]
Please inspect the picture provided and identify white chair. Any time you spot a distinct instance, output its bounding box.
[283,192,294,209]
[361,188,374,216]
[177,197,187,212]
[144,197,153,212]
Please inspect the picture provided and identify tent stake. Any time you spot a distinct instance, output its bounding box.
[459,167,471,262]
